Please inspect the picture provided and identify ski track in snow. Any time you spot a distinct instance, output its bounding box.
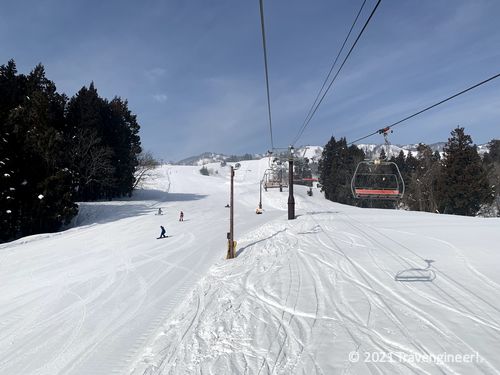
[2,159,500,375]
[0,164,266,375]
[130,164,500,375]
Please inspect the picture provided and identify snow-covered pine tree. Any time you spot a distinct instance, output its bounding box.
[438,127,492,216]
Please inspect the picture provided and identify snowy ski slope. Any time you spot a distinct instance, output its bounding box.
[1,158,500,375]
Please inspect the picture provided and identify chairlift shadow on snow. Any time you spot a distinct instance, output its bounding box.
[306,211,341,216]
[395,259,436,282]
[297,224,322,235]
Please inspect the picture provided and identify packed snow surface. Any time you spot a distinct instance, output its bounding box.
[1,158,499,375]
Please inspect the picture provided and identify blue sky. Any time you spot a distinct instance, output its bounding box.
[1,0,499,161]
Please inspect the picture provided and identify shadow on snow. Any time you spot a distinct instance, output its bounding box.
[236,229,287,257]
[131,189,207,203]
[72,189,207,227]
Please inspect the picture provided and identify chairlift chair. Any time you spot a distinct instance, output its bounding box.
[351,159,405,200]
[351,126,405,200]
[263,167,288,190]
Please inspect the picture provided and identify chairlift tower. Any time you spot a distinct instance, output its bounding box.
[227,166,235,259]
[288,145,295,220]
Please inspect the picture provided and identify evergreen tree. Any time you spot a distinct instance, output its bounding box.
[1,60,142,242]
[199,166,209,176]
[319,137,364,205]
[379,148,386,160]
[432,150,441,162]
[482,139,500,215]
[66,84,113,200]
[66,85,141,200]
[402,152,418,187]
[106,97,142,197]
[318,137,336,200]
[393,150,406,175]
[0,62,76,241]
[0,60,26,239]
[438,127,492,216]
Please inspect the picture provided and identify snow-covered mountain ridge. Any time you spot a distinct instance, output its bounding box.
[177,142,490,165]
[176,152,264,166]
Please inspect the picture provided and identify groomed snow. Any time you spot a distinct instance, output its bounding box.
[1,158,499,374]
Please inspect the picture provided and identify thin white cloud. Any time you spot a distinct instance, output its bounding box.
[153,94,168,103]
[145,68,167,82]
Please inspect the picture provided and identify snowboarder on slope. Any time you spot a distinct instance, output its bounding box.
[157,208,163,215]
[159,225,166,238]
[179,211,184,221]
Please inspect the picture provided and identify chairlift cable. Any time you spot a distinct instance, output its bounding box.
[349,72,500,146]
[259,0,275,151]
[292,0,368,146]
[292,0,382,147]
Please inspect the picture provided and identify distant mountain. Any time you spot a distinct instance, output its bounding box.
[356,142,442,159]
[356,141,490,159]
[297,146,323,161]
[176,152,263,166]
[176,142,490,165]
[176,152,224,166]
[175,148,321,166]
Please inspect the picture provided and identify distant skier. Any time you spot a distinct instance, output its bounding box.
[158,225,166,238]
[157,208,163,215]
[179,211,184,221]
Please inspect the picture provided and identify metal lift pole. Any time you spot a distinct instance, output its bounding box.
[227,166,235,259]
[288,146,295,220]
[259,179,263,209]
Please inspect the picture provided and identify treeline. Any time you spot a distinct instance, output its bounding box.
[0,60,141,242]
[318,137,365,206]
[226,153,255,162]
[319,127,498,216]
